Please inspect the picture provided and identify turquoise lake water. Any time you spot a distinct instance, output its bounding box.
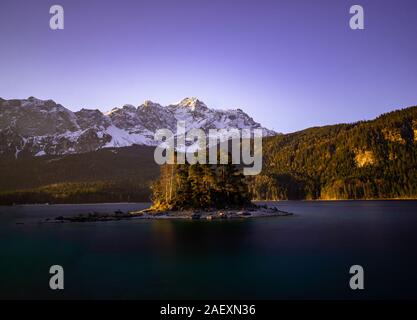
[1,201,417,299]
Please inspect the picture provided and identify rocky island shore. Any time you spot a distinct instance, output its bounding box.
[46,205,293,223]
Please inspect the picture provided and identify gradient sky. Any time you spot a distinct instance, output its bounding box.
[1,0,417,133]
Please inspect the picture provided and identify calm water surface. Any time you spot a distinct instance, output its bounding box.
[1,201,417,299]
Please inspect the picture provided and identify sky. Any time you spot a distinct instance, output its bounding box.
[0,0,417,133]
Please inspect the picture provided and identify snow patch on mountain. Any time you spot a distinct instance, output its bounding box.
[0,96,276,158]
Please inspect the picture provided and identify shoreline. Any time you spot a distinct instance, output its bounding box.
[319,199,417,201]
[3,198,417,207]
[45,205,293,223]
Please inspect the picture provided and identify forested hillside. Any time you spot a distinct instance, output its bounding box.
[1,106,416,204]
[0,145,159,204]
[249,106,417,200]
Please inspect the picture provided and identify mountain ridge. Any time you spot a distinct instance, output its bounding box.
[0,96,276,159]
[1,104,416,204]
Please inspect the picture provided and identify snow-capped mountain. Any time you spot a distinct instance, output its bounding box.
[0,96,276,158]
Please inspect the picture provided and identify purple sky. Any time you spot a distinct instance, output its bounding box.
[1,0,417,133]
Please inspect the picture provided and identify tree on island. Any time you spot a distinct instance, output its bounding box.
[150,153,251,211]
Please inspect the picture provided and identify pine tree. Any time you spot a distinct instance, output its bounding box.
[150,152,251,211]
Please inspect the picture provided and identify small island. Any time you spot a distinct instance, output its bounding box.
[47,153,293,223]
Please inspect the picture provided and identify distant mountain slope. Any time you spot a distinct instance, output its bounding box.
[0,96,275,159]
[250,106,417,200]
[0,145,158,204]
[1,105,417,204]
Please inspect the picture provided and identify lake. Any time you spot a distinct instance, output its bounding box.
[1,201,417,299]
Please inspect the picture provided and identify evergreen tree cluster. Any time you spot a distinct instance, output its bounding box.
[151,153,251,210]
[2,106,417,204]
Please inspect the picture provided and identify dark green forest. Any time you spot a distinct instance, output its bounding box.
[249,106,417,200]
[0,145,159,205]
[0,180,151,204]
[150,154,251,210]
[1,106,416,204]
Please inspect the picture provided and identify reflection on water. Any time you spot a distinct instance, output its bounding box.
[1,201,417,299]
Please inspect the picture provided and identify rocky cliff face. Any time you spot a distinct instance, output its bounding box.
[0,97,275,159]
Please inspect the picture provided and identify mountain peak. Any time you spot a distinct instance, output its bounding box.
[177,97,207,111]
[0,97,276,158]
[25,96,45,105]
[122,104,136,111]
[142,100,160,108]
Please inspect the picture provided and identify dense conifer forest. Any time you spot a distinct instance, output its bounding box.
[249,106,417,200]
[1,106,416,204]
[150,153,251,210]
